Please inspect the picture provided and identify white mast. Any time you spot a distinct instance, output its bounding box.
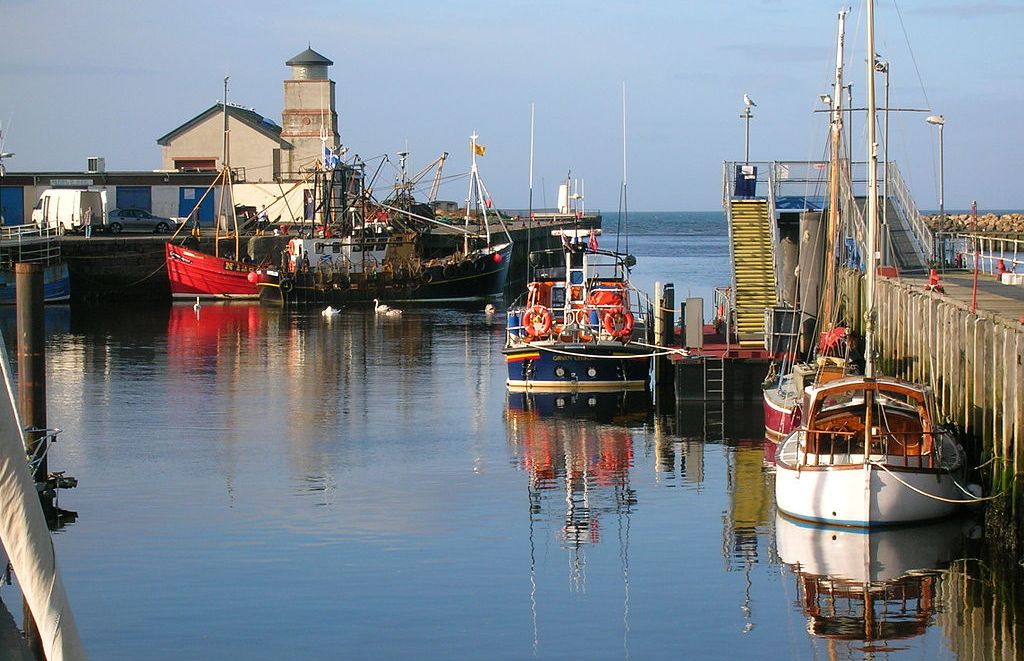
[820,9,847,332]
[864,0,879,378]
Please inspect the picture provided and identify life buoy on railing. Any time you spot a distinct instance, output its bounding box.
[602,306,634,339]
[524,305,553,338]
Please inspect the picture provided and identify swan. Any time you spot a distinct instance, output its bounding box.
[322,305,341,316]
[193,296,201,315]
[484,303,496,314]
[385,308,403,317]
[373,298,390,313]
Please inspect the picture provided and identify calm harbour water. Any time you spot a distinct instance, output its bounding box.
[0,211,1019,659]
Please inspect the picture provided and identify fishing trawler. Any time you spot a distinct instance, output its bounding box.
[253,134,512,306]
[503,228,651,390]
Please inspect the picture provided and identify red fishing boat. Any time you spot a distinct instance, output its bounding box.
[164,77,259,300]
[165,242,258,299]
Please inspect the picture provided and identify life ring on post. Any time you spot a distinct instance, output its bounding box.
[602,306,634,339]
[524,305,553,338]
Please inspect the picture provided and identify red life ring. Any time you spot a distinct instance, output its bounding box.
[524,305,553,338]
[602,306,634,339]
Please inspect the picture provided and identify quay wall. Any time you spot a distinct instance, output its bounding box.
[848,273,1024,511]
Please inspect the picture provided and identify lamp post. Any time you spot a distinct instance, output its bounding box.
[875,57,889,264]
[740,106,754,163]
[926,114,945,228]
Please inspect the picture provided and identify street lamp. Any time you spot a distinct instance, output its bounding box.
[926,114,945,228]
[740,105,754,163]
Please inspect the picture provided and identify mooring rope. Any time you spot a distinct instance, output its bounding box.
[868,459,1005,503]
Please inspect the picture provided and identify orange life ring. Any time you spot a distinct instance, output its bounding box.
[602,306,634,339]
[524,305,553,338]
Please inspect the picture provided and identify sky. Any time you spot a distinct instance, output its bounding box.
[1,0,1022,212]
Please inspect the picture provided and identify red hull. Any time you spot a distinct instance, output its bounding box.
[165,243,259,299]
[763,392,799,443]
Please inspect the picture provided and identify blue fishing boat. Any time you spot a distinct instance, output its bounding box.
[503,229,651,390]
[0,224,70,303]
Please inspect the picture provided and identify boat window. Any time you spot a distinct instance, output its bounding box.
[551,285,565,308]
[570,250,584,269]
[314,243,324,255]
[332,243,341,254]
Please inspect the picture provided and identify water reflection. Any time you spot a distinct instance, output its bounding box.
[776,515,972,655]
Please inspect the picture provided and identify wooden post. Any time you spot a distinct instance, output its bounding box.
[15,263,46,484]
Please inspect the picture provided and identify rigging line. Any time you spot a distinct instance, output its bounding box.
[890,0,930,111]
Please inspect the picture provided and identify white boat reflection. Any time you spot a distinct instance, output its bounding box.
[776,514,971,651]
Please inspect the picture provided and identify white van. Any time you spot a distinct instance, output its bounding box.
[30,189,106,234]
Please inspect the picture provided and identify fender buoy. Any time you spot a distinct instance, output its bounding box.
[602,306,634,339]
[524,305,553,338]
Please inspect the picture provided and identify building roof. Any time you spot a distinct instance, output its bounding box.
[286,47,333,67]
[156,104,294,149]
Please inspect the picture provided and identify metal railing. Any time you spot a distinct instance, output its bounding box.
[886,162,933,264]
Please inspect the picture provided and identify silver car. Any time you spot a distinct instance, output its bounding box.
[105,208,180,234]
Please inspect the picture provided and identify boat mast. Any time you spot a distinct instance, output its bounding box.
[820,10,847,335]
[864,0,879,378]
[465,132,490,254]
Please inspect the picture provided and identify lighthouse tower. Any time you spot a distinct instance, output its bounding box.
[280,46,339,176]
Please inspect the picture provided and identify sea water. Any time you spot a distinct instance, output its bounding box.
[0,211,1014,660]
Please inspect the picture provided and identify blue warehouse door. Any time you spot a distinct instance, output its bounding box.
[179,188,215,227]
[116,186,152,211]
[0,187,24,225]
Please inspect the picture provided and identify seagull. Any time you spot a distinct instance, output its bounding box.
[322,305,341,316]
[193,296,201,315]
[372,298,390,313]
[743,94,757,107]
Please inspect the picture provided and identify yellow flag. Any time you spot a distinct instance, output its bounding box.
[474,143,486,156]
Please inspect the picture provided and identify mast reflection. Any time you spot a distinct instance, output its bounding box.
[776,514,970,655]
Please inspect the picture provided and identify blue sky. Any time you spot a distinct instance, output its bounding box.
[1,0,1021,211]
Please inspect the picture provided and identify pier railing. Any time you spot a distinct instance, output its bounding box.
[886,162,934,264]
[935,232,1024,276]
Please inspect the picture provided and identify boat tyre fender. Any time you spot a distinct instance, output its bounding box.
[459,260,473,275]
[524,305,553,338]
[602,306,634,339]
[280,277,294,293]
[443,264,455,279]
[474,258,486,273]
[422,270,434,284]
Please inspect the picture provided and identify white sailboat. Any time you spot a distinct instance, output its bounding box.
[774,0,969,527]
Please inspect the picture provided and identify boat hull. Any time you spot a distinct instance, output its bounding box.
[504,341,651,391]
[763,386,799,442]
[165,243,259,300]
[257,243,511,306]
[0,263,70,303]
[775,454,962,527]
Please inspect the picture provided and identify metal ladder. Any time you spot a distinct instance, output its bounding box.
[703,356,726,440]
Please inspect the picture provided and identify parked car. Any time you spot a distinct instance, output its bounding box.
[105,208,180,234]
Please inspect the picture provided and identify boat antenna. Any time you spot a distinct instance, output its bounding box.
[864,0,879,378]
[616,81,628,260]
[526,102,535,289]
